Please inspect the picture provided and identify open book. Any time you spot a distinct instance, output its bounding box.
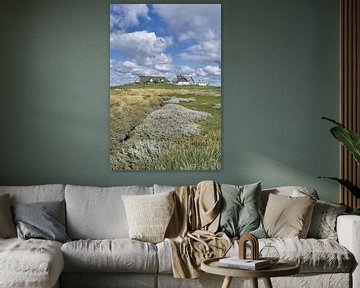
[218,257,271,270]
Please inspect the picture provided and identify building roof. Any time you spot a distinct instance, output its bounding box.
[175,75,189,82]
[135,76,169,83]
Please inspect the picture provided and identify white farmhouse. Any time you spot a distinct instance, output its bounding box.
[175,75,190,85]
[190,77,208,86]
[197,79,208,86]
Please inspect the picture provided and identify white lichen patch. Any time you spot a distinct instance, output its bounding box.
[165,97,195,104]
[121,140,168,161]
[133,104,211,140]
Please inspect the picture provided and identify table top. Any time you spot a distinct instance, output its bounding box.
[201,257,300,278]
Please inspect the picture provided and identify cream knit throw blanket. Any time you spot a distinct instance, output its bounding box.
[165,180,231,279]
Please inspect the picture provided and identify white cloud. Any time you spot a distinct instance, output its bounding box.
[144,53,172,66]
[110,59,143,78]
[178,66,195,75]
[110,31,172,61]
[202,65,221,75]
[154,4,221,67]
[195,68,207,77]
[110,4,149,31]
[194,65,221,77]
[147,53,174,72]
[180,39,221,63]
[153,4,221,42]
[154,64,173,72]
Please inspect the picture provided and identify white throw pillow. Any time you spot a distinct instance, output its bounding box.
[122,191,175,243]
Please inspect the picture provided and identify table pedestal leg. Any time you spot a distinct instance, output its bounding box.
[263,277,273,288]
[251,278,258,288]
[221,276,232,288]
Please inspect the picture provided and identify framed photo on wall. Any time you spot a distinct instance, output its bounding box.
[109,4,221,170]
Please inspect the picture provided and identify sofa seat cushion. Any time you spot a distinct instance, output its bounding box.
[61,239,158,273]
[157,238,353,274]
[156,240,173,274]
[260,238,353,272]
[0,238,64,288]
[231,238,353,273]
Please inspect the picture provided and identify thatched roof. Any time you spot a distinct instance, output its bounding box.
[175,75,189,82]
[135,76,170,84]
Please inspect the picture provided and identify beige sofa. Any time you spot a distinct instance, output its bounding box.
[0,184,358,288]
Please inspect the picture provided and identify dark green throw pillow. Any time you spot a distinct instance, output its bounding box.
[218,182,266,238]
[12,200,70,243]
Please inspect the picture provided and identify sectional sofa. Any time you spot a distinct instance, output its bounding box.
[0,183,359,288]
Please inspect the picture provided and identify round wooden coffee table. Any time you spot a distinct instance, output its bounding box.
[201,257,300,288]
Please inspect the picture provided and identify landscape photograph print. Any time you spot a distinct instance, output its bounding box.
[110,4,222,170]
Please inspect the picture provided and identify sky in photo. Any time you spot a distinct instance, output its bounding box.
[110,4,221,86]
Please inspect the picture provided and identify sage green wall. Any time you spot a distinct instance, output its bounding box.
[0,0,339,202]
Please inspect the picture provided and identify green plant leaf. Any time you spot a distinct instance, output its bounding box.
[318,177,360,198]
[322,116,344,127]
[351,208,360,215]
[330,127,360,165]
[322,117,360,165]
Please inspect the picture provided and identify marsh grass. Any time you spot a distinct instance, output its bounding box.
[110,84,221,170]
[147,130,221,170]
[110,87,164,149]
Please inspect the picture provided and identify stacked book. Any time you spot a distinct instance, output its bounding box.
[218,257,271,270]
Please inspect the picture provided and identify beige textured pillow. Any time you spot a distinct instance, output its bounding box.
[0,194,17,238]
[263,193,316,238]
[122,191,175,243]
[307,200,347,240]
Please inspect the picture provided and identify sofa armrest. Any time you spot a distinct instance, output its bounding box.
[337,215,360,288]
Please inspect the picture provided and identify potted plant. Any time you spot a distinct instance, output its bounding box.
[320,117,360,215]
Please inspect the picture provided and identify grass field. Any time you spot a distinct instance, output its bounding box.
[110,83,221,170]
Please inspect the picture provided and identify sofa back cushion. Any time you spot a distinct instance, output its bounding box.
[153,184,176,194]
[261,186,319,213]
[65,185,153,239]
[0,184,65,204]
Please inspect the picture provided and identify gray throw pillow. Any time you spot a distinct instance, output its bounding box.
[307,200,347,240]
[218,182,266,238]
[12,200,70,243]
[0,194,17,238]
